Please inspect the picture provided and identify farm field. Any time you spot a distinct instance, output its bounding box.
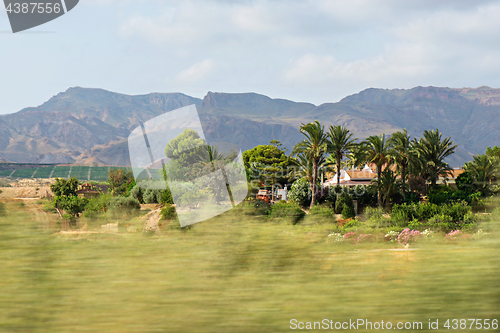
[0,165,131,181]
[0,200,499,333]
[11,168,37,178]
[33,166,55,179]
[70,166,90,181]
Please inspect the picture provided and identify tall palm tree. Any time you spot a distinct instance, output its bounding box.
[294,151,326,185]
[346,142,370,170]
[413,129,457,189]
[370,169,408,208]
[365,134,391,207]
[464,154,499,194]
[292,121,329,208]
[388,129,414,185]
[327,125,358,187]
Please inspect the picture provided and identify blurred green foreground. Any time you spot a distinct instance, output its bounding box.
[0,200,499,332]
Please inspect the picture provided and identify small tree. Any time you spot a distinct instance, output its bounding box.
[50,177,79,197]
[108,169,135,196]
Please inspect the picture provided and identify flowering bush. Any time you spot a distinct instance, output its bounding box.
[398,228,421,245]
[326,233,344,243]
[343,232,357,241]
[421,229,434,238]
[354,234,373,244]
[472,229,489,240]
[445,230,462,240]
[385,230,399,242]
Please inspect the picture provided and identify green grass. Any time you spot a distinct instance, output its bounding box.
[70,166,90,181]
[33,167,55,179]
[0,202,499,332]
[51,166,71,179]
[11,168,36,178]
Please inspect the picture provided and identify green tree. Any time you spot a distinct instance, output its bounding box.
[413,129,457,189]
[365,134,391,207]
[50,177,79,197]
[55,195,87,217]
[370,169,408,208]
[327,125,358,187]
[243,141,292,186]
[292,121,329,209]
[464,154,499,195]
[387,129,414,185]
[108,169,135,196]
[346,142,370,170]
[164,129,208,167]
[486,146,500,159]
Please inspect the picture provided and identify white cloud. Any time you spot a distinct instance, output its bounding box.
[176,59,215,83]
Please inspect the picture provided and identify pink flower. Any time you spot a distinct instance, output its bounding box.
[343,232,357,240]
[398,228,421,245]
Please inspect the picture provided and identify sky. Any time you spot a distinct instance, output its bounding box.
[2,0,500,114]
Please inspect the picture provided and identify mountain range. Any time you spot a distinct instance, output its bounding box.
[1,86,500,167]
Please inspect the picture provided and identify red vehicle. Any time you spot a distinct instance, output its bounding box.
[256,190,271,203]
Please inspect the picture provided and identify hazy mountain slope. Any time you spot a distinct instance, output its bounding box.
[1,86,499,167]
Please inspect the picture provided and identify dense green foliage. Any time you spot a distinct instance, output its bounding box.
[50,178,79,197]
[243,141,292,187]
[288,177,312,207]
[268,202,305,224]
[108,169,135,196]
[54,195,87,217]
[107,197,141,218]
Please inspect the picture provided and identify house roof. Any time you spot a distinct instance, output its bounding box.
[437,169,464,180]
[339,180,373,186]
[345,170,377,180]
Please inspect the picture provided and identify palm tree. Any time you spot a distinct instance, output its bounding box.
[346,142,370,170]
[365,134,391,207]
[327,125,358,187]
[292,121,329,208]
[294,151,326,185]
[388,129,414,185]
[464,154,499,194]
[413,129,457,189]
[370,169,408,208]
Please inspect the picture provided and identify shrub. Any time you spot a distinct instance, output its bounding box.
[130,185,144,203]
[407,219,425,231]
[107,197,141,218]
[83,194,111,219]
[160,188,174,205]
[335,193,354,215]
[391,203,418,226]
[143,189,161,204]
[365,206,384,220]
[161,205,178,220]
[268,202,305,224]
[306,205,335,224]
[397,228,421,245]
[440,201,471,222]
[288,178,311,207]
[340,219,361,233]
[413,202,437,220]
[428,214,454,232]
[341,204,356,219]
